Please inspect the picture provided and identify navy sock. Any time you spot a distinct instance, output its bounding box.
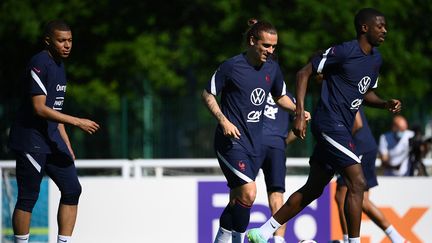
[219,203,232,230]
[231,199,252,232]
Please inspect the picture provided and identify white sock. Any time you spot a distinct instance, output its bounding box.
[14,234,29,243]
[214,227,231,243]
[343,234,349,243]
[232,231,245,243]
[348,237,360,243]
[385,225,405,243]
[58,235,72,243]
[274,235,286,243]
[259,216,281,240]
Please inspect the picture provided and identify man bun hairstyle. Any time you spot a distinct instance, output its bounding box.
[43,19,71,39]
[354,8,384,36]
[245,18,277,45]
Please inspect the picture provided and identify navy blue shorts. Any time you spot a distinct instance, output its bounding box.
[310,129,361,175]
[216,148,261,189]
[336,148,378,189]
[15,151,81,203]
[259,145,286,193]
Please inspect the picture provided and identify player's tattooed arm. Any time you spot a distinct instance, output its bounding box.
[201,89,241,139]
[201,89,226,123]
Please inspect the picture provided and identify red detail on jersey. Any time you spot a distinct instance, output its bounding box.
[265,74,271,84]
[348,142,355,151]
[33,67,41,73]
[238,161,246,171]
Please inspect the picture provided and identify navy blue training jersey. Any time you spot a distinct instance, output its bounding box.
[206,53,287,156]
[354,107,377,154]
[311,40,381,133]
[8,51,70,156]
[262,93,294,150]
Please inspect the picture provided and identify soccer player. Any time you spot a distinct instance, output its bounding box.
[334,108,408,243]
[8,20,100,243]
[248,8,401,243]
[202,19,309,243]
[259,93,296,243]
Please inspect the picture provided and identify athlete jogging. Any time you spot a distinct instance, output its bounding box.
[202,19,309,243]
[248,8,401,243]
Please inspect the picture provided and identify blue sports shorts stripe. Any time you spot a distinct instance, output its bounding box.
[216,149,261,189]
[336,148,378,189]
[310,130,360,174]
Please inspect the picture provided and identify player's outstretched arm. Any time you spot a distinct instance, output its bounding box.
[274,95,296,112]
[32,95,100,134]
[293,63,313,139]
[201,89,241,139]
[274,95,311,121]
[363,90,402,113]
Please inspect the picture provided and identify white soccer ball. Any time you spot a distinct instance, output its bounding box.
[298,240,317,243]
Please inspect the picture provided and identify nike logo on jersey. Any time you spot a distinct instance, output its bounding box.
[33,67,41,73]
[270,222,276,229]
[59,239,67,242]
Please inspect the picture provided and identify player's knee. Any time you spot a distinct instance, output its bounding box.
[15,193,39,213]
[238,190,256,205]
[60,183,82,205]
[349,177,366,194]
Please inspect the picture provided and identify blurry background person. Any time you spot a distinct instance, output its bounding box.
[408,124,431,176]
[378,115,414,176]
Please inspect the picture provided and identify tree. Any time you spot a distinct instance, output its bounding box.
[1,0,431,158]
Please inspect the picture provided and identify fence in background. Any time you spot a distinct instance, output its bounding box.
[2,94,431,160]
[2,158,431,178]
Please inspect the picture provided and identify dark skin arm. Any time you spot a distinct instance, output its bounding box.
[363,89,401,113]
[32,95,99,160]
[32,95,100,134]
[293,63,313,139]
